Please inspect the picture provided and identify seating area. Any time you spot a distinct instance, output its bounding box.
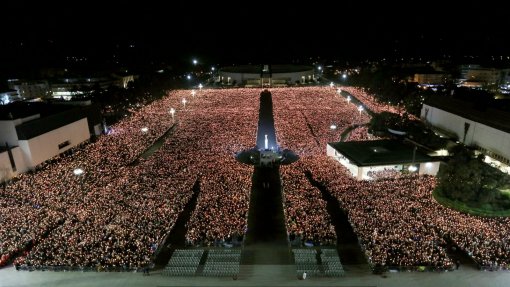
[320,248,345,277]
[202,249,241,277]
[162,249,204,276]
[292,248,320,277]
[292,248,345,277]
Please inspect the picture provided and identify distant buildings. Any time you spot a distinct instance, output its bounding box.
[2,73,136,104]
[218,65,314,86]
[412,73,449,86]
[7,79,51,100]
[0,102,102,182]
[459,65,510,88]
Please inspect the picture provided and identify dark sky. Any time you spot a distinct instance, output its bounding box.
[2,0,508,70]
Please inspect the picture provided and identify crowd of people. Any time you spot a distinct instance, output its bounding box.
[2,85,510,272]
[272,86,510,270]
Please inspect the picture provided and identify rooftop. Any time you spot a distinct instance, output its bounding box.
[328,140,433,167]
[221,65,313,74]
[424,96,510,133]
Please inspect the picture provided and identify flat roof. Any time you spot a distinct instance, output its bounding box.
[221,65,313,74]
[424,96,510,133]
[328,140,433,167]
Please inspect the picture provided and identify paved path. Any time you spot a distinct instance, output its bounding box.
[1,264,509,287]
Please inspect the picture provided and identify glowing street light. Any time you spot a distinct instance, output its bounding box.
[191,90,196,98]
[408,165,418,172]
[337,88,342,94]
[186,74,191,80]
[358,105,364,115]
[342,74,347,80]
[73,168,84,176]
[192,59,198,65]
[182,98,187,109]
[329,82,334,88]
[169,107,175,121]
[347,95,351,103]
[198,83,203,90]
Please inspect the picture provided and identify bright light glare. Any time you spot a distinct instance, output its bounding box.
[330,124,337,130]
[342,74,347,79]
[198,83,203,89]
[186,75,191,80]
[408,166,418,172]
[141,127,149,133]
[329,82,334,87]
[192,59,198,65]
[73,168,84,175]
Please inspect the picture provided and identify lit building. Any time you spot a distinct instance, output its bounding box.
[0,89,20,105]
[7,79,51,100]
[421,97,510,171]
[412,73,448,85]
[459,65,510,87]
[327,140,440,180]
[218,65,314,87]
[0,102,101,182]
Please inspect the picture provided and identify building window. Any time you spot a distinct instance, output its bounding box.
[58,140,70,150]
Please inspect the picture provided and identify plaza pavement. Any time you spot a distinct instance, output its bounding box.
[1,263,509,287]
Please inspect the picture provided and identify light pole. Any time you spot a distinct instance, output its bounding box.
[191,90,196,98]
[73,168,85,192]
[409,146,418,172]
[198,83,203,90]
[169,108,175,122]
[347,95,351,104]
[182,98,187,110]
[358,105,364,115]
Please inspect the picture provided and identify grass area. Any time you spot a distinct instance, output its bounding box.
[433,188,510,217]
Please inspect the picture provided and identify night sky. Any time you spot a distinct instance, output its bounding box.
[1,0,508,73]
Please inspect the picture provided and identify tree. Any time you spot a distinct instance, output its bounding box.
[437,145,510,205]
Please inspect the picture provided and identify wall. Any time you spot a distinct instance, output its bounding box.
[421,104,510,163]
[19,118,89,168]
[418,162,440,176]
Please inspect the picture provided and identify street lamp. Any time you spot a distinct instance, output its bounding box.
[347,96,351,103]
[169,107,175,122]
[192,59,198,65]
[329,82,334,88]
[358,105,364,115]
[182,98,187,109]
[342,74,347,80]
[191,90,196,98]
[337,88,342,94]
[408,146,418,172]
[198,83,203,90]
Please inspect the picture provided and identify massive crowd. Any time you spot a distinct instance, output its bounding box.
[2,86,510,272]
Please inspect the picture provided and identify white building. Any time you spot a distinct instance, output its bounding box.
[327,140,440,180]
[0,103,100,182]
[421,98,510,170]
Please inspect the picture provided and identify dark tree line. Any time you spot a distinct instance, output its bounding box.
[437,145,510,205]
